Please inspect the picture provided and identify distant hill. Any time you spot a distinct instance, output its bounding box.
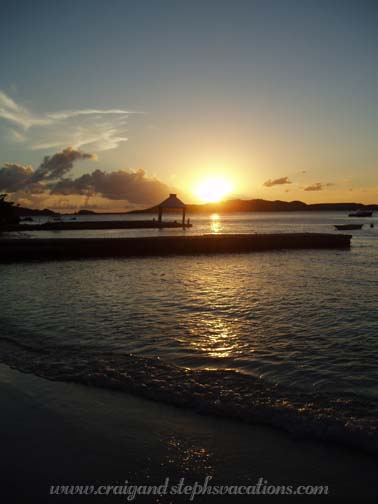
[75,209,98,215]
[128,199,378,214]
[13,199,378,216]
[13,206,58,217]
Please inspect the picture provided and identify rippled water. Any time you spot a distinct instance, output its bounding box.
[19,209,378,238]
[1,212,378,451]
[2,212,378,394]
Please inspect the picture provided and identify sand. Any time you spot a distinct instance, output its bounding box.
[0,363,377,503]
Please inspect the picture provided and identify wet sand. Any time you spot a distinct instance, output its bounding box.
[1,364,377,503]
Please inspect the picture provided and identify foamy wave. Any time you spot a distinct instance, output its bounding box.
[0,336,377,455]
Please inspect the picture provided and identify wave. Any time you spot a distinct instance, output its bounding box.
[0,335,377,455]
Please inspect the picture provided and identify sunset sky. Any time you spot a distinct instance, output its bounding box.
[0,0,377,211]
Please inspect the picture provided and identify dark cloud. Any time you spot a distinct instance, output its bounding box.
[51,168,171,204]
[263,176,292,187]
[0,163,34,192]
[31,147,96,182]
[0,147,172,207]
[304,182,334,191]
[0,147,95,195]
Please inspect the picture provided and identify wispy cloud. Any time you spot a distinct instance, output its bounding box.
[0,90,139,151]
[263,176,292,187]
[304,182,334,191]
[46,109,133,121]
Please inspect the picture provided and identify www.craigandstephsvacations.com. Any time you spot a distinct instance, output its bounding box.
[50,477,330,500]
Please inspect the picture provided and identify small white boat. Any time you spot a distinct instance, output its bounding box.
[348,210,373,217]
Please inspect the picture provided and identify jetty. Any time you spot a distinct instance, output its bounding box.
[5,220,192,232]
[0,233,351,262]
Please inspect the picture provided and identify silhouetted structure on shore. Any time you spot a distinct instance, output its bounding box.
[157,194,188,228]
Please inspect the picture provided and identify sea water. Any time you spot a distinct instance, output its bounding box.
[1,212,377,452]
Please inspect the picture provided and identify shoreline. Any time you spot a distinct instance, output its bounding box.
[0,233,351,262]
[1,363,377,502]
[1,337,376,457]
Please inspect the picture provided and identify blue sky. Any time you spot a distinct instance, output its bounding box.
[0,0,377,210]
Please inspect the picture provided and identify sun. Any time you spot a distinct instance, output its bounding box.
[195,177,233,203]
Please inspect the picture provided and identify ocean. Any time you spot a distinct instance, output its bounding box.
[1,211,377,453]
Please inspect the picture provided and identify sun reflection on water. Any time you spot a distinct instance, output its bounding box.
[188,318,249,359]
[210,213,222,234]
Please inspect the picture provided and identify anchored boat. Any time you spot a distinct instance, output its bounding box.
[335,224,363,231]
[348,210,373,217]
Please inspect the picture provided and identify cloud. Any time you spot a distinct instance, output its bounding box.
[0,90,139,152]
[0,147,95,193]
[31,147,96,182]
[304,182,334,191]
[0,148,172,210]
[0,163,34,192]
[263,176,292,187]
[0,90,52,129]
[50,168,171,203]
[46,109,134,121]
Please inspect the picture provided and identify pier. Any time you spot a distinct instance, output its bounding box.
[6,220,192,231]
[0,233,351,262]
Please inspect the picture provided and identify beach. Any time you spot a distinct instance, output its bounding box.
[1,363,378,502]
[1,1,377,500]
[1,211,378,501]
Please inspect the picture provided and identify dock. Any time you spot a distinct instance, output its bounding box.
[0,233,351,262]
[6,220,192,231]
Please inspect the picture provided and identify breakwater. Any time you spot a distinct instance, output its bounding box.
[0,233,351,262]
[7,220,192,231]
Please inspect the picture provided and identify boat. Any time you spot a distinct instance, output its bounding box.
[47,215,63,224]
[348,210,373,217]
[335,224,364,230]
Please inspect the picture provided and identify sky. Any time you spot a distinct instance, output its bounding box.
[0,0,377,211]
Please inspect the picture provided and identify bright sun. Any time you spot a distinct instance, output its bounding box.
[195,177,233,203]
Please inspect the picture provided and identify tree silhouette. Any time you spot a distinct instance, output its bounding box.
[0,194,20,227]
